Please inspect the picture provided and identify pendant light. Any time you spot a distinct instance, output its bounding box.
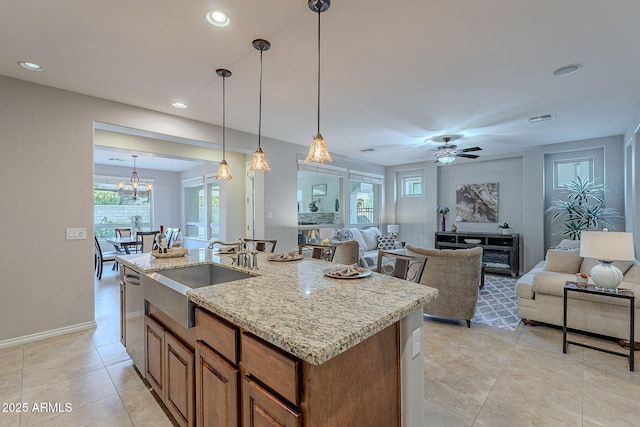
[304,0,332,164]
[215,68,233,180]
[249,39,271,172]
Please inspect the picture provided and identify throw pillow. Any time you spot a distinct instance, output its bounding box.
[334,228,353,241]
[349,229,368,251]
[543,249,583,274]
[360,228,379,251]
[377,235,398,251]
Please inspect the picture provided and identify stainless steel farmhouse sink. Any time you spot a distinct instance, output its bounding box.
[142,264,253,328]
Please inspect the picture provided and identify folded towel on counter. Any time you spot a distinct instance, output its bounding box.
[329,264,361,276]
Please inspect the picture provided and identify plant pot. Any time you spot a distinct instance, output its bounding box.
[309,205,318,212]
[502,228,512,234]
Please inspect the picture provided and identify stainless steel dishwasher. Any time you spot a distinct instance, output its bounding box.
[122,266,145,370]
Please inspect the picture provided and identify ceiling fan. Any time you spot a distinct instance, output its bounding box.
[431,135,482,164]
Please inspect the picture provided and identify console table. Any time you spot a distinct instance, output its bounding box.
[434,231,519,277]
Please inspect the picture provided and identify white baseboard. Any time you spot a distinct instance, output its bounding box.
[0,321,97,349]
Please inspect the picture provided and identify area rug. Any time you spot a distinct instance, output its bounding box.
[471,273,521,331]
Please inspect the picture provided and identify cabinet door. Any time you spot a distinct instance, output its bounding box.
[145,316,165,396]
[195,341,239,427]
[165,332,195,427]
[242,377,301,427]
[120,282,125,346]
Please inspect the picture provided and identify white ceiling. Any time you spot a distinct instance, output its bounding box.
[3,0,640,166]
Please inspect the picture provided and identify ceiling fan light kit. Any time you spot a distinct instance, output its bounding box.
[431,135,482,165]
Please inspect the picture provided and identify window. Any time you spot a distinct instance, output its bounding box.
[94,179,153,239]
[553,158,593,189]
[402,176,422,196]
[184,178,221,240]
[349,171,383,226]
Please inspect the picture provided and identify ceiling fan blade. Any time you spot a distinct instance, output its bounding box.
[459,146,482,153]
[457,153,480,159]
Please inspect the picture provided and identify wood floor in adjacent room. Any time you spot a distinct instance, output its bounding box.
[0,265,638,426]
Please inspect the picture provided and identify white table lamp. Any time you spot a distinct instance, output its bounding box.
[387,224,399,238]
[579,231,635,290]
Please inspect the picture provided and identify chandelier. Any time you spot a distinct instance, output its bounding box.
[117,155,152,200]
[304,0,333,164]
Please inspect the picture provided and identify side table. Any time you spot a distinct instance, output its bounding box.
[563,282,634,371]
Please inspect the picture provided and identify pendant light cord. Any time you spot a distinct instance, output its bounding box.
[222,75,226,160]
[317,8,321,136]
[259,49,263,149]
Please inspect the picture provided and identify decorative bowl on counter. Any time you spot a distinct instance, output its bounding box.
[151,248,188,258]
[464,239,482,244]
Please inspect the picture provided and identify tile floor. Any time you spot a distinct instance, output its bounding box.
[1,265,638,426]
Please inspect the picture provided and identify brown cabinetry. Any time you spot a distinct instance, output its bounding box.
[243,377,302,427]
[144,315,195,427]
[195,341,239,427]
[435,231,520,277]
[195,306,398,427]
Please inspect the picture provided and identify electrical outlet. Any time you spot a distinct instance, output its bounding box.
[411,327,421,358]
[66,227,87,240]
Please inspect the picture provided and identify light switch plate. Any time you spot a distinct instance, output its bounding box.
[412,327,421,358]
[66,227,87,240]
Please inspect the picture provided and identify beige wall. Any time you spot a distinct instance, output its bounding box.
[0,75,384,342]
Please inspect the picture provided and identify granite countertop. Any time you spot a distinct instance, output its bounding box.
[117,248,438,365]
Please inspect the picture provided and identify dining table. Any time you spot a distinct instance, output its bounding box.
[107,236,139,254]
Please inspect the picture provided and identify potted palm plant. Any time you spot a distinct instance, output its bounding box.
[545,177,621,240]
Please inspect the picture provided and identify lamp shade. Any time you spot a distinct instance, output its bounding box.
[387,224,400,235]
[579,231,635,261]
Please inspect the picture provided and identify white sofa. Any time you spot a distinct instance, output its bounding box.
[516,239,640,340]
[330,227,403,268]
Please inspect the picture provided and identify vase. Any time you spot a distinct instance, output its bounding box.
[335,198,339,212]
[441,216,446,232]
[450,224,457,232]
[309,204,318,212]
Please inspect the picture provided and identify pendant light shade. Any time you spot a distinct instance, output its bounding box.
[215,68,233,180]
[305,0,332,164]
[249,39,271,172]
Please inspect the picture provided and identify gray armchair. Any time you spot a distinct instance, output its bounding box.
[406,245,483,328]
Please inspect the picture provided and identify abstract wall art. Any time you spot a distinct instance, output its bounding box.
[455,182,498,222]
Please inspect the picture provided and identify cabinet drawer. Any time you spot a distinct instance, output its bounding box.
[241,333,300,405]
[242,377,301,427]
[195,308,238,364]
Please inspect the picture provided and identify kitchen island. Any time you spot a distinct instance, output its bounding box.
[117,248,438,427]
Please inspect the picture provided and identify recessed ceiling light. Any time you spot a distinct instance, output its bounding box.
[172,102,188,109]
[206,11,230,27]
[18,61,44,72]
[553,64,581,76]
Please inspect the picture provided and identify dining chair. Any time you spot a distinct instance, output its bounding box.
[299,243,335,261]
[115,228,132,238]
[244,238,277,253]
[331,241,360,265]
[376,250,427,283]
[94,236,117,280]
[113,228,136,253]
[137,231,159,253]
[167,227,181,248]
